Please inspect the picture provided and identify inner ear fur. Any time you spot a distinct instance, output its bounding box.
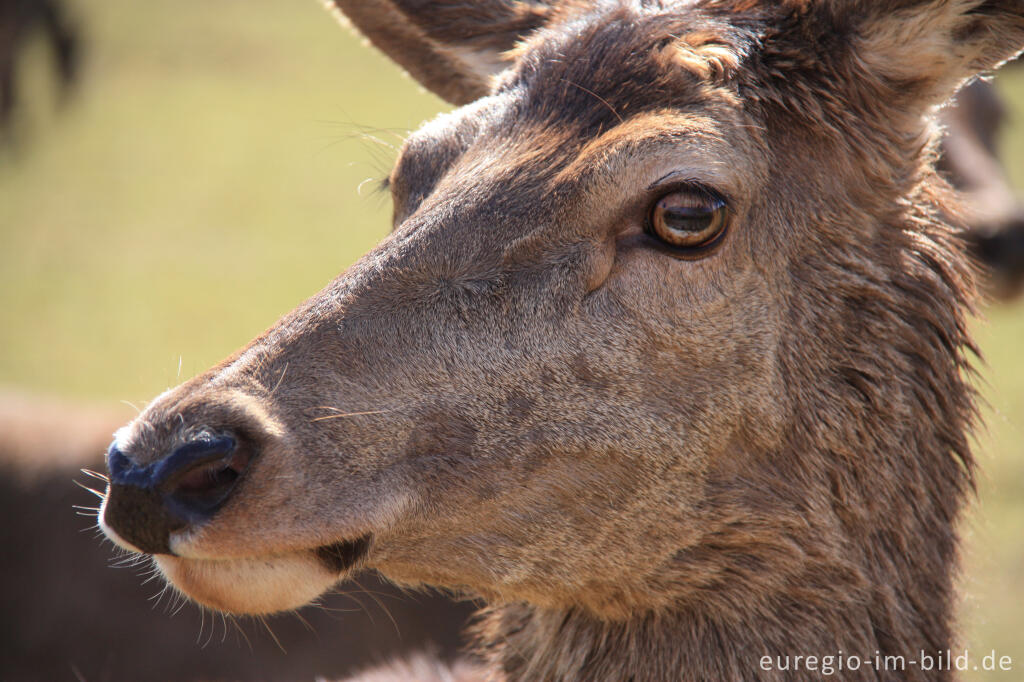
[328,0,554,105]
[850,0,1024,104]
[744,0,1024,138]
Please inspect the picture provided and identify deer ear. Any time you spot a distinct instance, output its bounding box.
[328,0,554,105]
[849,0,1023,106]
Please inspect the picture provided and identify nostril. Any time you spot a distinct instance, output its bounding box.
[173,458,240,495]
[103,432,253,553]
[160,435,251,518]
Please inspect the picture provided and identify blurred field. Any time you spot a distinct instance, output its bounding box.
[0,1,1021,679]
[0,0,446,401]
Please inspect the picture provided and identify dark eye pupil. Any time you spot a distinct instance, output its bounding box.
[662,206,715,234]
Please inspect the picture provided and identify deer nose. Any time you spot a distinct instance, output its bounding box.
[103,433,250,554]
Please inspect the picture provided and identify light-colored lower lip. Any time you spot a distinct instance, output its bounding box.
[147,534,373,615]
[155,551,341,615]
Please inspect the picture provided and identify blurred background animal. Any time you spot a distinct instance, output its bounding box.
[0,0,79,137]
[941,70,1024,299]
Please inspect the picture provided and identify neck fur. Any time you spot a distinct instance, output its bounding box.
[472,539,959,681]
[472,426,969,681]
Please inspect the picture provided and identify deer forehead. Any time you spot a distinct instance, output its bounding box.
[387,15,764,253]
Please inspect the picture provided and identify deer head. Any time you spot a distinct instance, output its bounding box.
[99,1,1023,677]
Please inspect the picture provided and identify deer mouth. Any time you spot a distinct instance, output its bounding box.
[153,535,374,615]
[314,533,373,573]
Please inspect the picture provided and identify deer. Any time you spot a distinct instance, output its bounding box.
[94,1,1024,680]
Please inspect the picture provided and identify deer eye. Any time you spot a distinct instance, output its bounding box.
[646,188,728,251]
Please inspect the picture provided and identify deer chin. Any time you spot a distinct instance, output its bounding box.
[153,536,372,615]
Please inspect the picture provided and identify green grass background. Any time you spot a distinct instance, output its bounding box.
[1,1,1021,677]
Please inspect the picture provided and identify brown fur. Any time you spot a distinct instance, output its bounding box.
[98,2,1024,680]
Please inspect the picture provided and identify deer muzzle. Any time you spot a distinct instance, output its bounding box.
[102,432,250,554]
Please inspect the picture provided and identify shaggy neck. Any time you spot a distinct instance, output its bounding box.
[472,434,967,682]
[473,590,958,681]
